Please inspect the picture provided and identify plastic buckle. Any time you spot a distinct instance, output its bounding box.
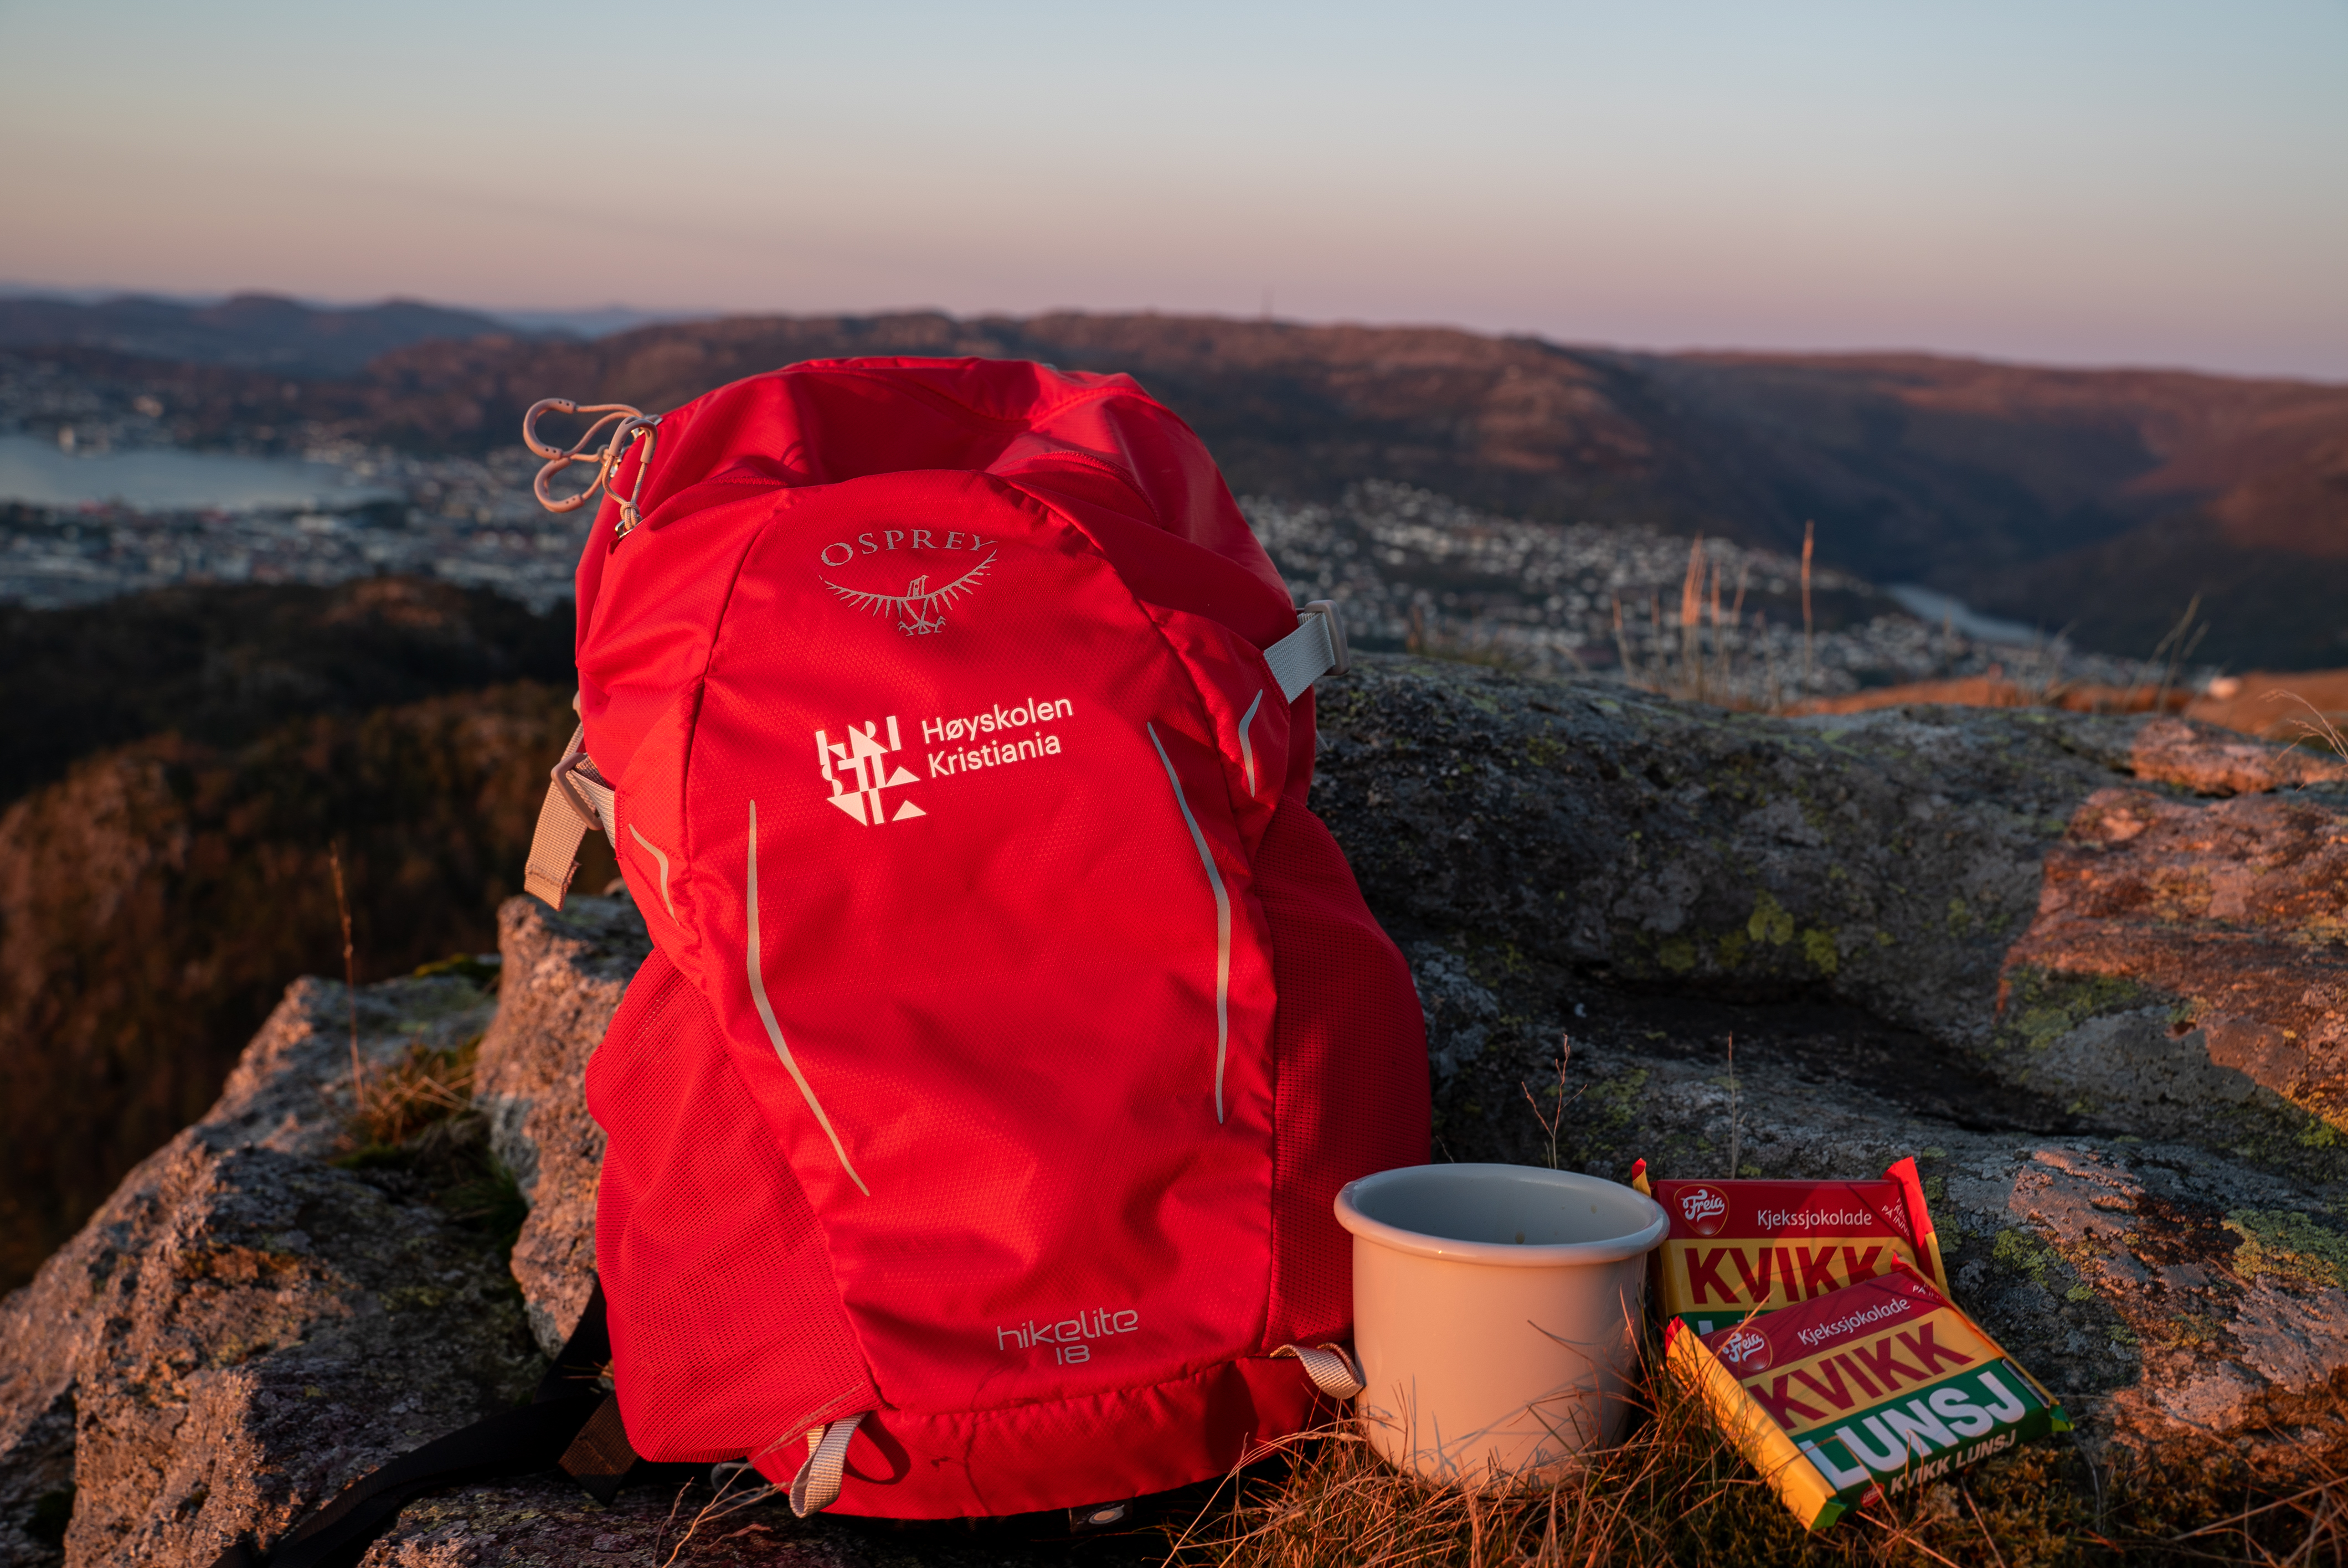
[1301,600,1350,677]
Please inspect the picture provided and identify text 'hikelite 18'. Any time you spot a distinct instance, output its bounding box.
[513,359,1432,1520]
[1666,1260,2070,1531]
[1631,1158,1947,1336]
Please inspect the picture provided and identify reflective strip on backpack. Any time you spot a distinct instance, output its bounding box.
[627,822,678,921]
[745,800,872,1196]
[1236,690,1264,796]
[1146,722,1231,1125]
[1273,1342,1366,1401]
[1263,601,1348,704]
[789,1412,867,1517]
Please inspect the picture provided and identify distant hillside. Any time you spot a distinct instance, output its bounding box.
[0,572,577,805]
[1601,351,2348,668]
[0,576,587,1292]
[0,680,616,1291]
[8,307,2346,665]
[0,292,520,378]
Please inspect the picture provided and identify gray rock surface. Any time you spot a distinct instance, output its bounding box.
[472,896,647,1355]
[14,653,2348,1563]
[0,974,513,1567]
[1333,657,2348,1461]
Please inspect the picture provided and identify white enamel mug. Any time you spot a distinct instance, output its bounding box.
[1335,1163,1668,1486]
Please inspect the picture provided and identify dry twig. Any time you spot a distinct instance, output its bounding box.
[328,842,364,1117]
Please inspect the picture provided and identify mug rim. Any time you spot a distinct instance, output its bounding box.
[1335,1162,1668,1267]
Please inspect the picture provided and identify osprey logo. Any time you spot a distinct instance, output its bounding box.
[817,531,997,637]
[818,717,928,825]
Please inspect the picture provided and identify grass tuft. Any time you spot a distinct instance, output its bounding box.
[346,1032,481,1149]
[1156,1336,2348,1566]
[1162,1330,2046,1568]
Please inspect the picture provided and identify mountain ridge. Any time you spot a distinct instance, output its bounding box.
[0,292,523,378]
[7,305,2345,664]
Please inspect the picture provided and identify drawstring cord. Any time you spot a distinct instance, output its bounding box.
[523,399,661,537]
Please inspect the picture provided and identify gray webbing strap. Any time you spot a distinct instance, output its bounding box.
[522,724,616,908]
[1273,1342,1365,1400]
[1264,600,1350,704]
[788,1412,867,1517]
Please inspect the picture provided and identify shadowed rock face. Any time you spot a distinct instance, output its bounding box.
[471,896,647,1357]
[8,655,2348,1562]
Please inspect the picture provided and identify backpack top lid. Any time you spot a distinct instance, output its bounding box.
[570,355,1297,776]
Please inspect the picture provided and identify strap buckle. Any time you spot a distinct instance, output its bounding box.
[549,745,610,833]
[1264,601,1351,703]
[1300,600,1350,677]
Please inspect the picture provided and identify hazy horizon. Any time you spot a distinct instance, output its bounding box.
[4,2,2343,380]
[11,283,2348,388]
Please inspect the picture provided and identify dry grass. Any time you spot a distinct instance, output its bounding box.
[1612,535,1764,710]
[1407,604,1539,671]
[2280,694,2348,771]
[332,1034,525,1260]
[346,1032,480,1149]
[1160,1332,2084,1568]
[1154,1366,2348,1568]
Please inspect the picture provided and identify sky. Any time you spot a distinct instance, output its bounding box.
[2,1,2344,379]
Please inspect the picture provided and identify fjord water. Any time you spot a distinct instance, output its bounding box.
[0,434,392,511]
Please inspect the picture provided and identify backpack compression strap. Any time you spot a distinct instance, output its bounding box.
[518,604,1349,911]
[523,722,617,907]
[776,1338,1356,1520]
[789,1414,868,1517]
[1266,600,1350,703]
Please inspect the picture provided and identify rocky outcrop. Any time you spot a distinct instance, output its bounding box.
[0,974,519,1568]
[1317,666,2131,1044]
[2003,781,2348,1134]
[1325,659,2348,1463]
[471,896,647,1355]
[11,654,2348,1562]
[0,678,596,1294]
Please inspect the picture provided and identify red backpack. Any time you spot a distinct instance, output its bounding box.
[519,357,1429,1520]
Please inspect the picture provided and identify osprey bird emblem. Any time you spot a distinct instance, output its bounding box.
[822,550,996,637]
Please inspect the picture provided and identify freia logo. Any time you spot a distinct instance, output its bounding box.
[1720,1325,1772,1371]
[1678,1185,1729,1237]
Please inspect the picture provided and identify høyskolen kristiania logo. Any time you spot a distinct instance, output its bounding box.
[817,528,996,638]
[820,698,1076,826]
[817,718,927,825]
